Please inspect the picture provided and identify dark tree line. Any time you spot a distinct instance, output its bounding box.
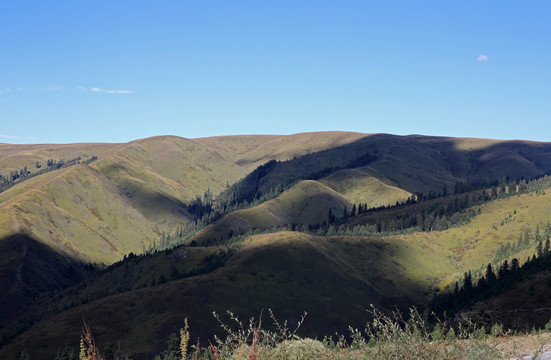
[429,225,551,319]
[0,156,97,194]
[185,152,377,224]
[325,174,551,236]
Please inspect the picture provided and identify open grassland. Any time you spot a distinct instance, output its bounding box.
[319,168,411,206]
[0,165,161,264]
[2,132,551,265]
[108,136,247,196]
[196,131,369,172]
[0,142,116,178]
[421,189,551,289]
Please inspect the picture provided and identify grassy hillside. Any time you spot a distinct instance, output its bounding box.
[5,183,551,358]
[0,164,163,264]
[191,180,353,245]
[3,133,550,261]
[196,131,369,172]
[105,136,248,196]
[2,132,551,358]
[319,168,411,206]
[0,133,357,333]
[0,142,116,178]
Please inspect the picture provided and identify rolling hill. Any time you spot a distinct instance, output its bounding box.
[2,132,551,358]
[3,178,551,358]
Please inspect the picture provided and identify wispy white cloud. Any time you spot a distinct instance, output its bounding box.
[41,85,65,92]
[477,54,489,62]
[0,134,33,140]
[91,87,133,94]
[0,85,133,95]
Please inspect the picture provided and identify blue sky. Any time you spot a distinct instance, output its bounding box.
[1,1,550,144]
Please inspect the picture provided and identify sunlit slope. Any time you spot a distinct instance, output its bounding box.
[0,231,437,359]
[196,131,369,172]
[90,155,193,232]
[0,142,116,176]
[192,180,352,244]
[105,136,247,196]
[390,190,551,290]
[319,168,411,206]
[0,165,161,264]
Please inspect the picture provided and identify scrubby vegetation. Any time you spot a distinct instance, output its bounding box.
[48,308,551,360]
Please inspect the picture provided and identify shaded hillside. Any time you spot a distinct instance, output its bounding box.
[210,134,551,220]
[0,233,97,323]
[461,269,551,332]
[190,135,551,247]
[0,231,435,359]
[196,131,369,172]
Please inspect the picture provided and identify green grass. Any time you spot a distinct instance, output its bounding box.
[319,168,411,206]
[0,164,162,264]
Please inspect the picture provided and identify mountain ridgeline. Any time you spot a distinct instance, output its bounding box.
[3,132,551,358]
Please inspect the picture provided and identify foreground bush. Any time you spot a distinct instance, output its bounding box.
[71,307,549,359]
